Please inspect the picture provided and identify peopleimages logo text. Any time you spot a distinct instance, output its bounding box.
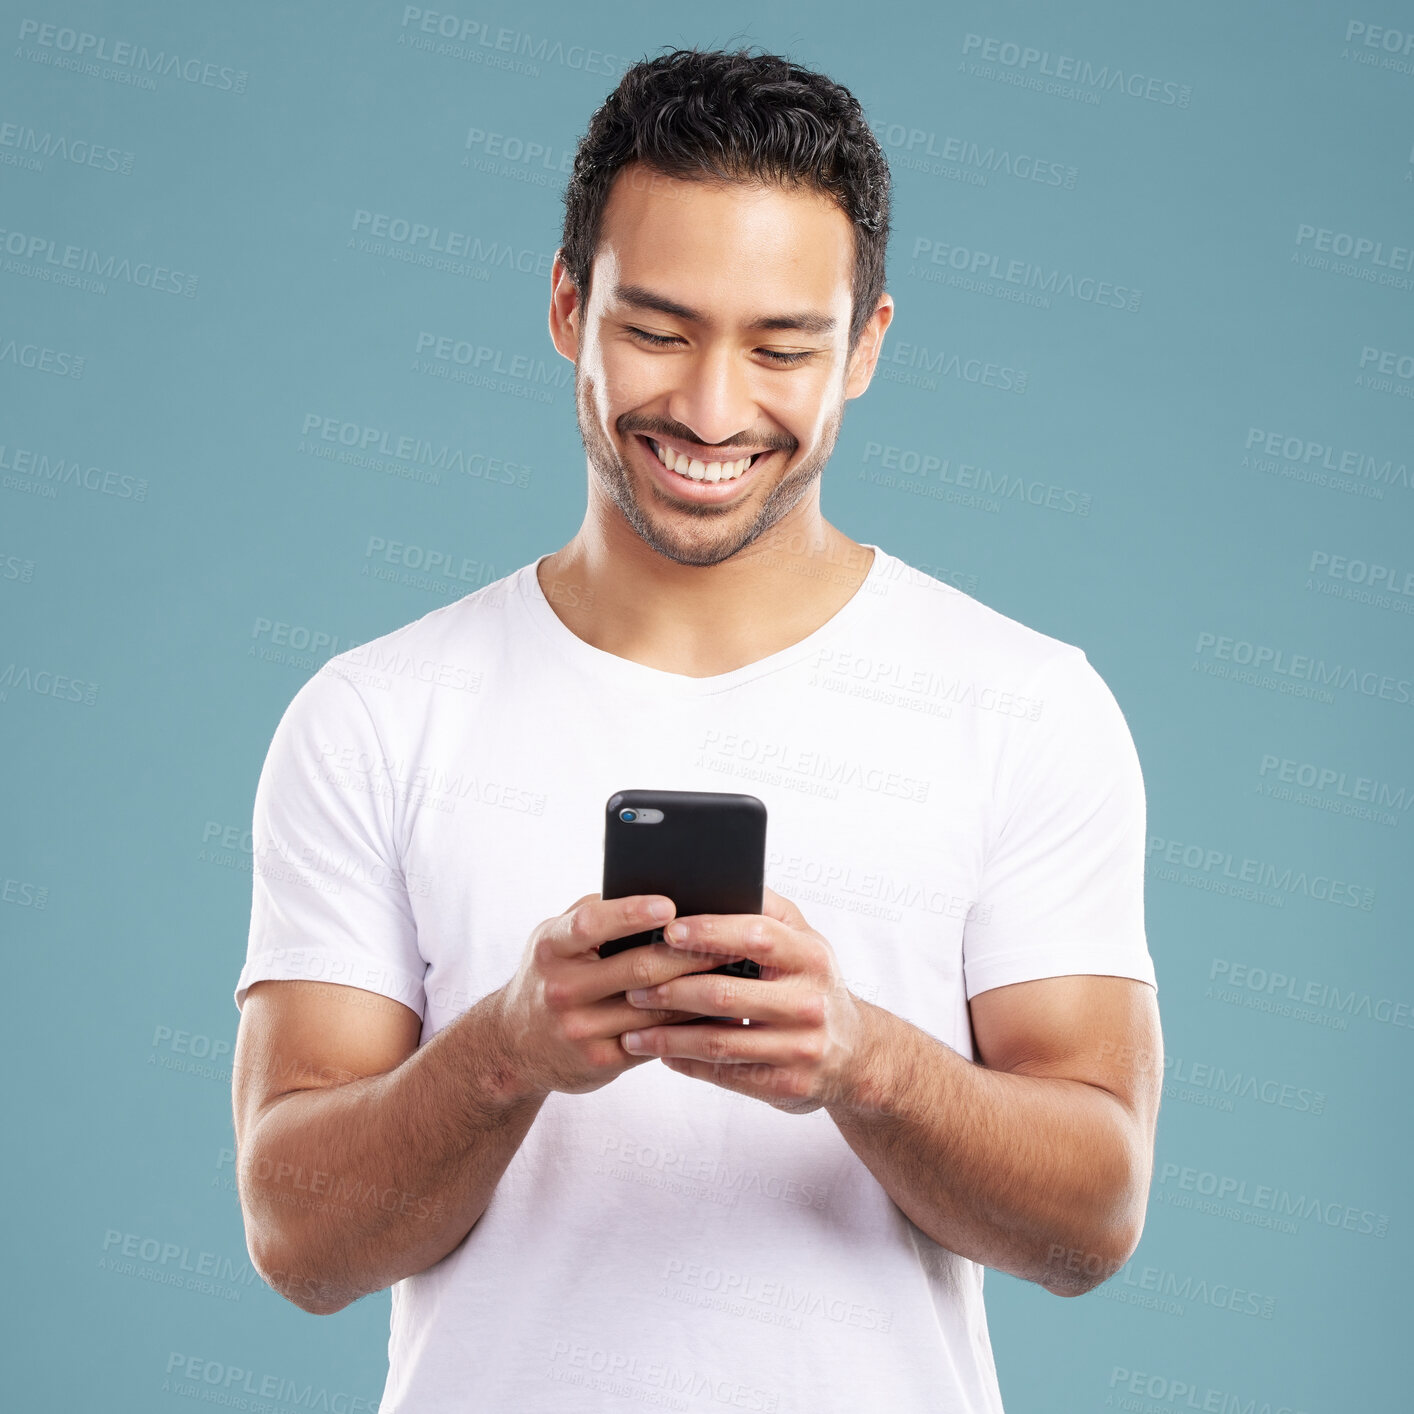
[960,33,1192,105]
[1194,633,1413,705]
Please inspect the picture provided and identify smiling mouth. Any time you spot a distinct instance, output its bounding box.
[641,435,768,484]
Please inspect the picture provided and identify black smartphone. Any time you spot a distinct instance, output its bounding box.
[600,789,767,1021]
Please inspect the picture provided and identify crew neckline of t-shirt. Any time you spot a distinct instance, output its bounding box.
[514,543,890,696]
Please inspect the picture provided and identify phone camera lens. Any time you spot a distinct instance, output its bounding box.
[620,808,637,822]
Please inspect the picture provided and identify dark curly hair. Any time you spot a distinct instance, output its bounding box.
[559,45,891,356]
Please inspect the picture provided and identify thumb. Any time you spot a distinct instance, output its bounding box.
[761,884,810,931]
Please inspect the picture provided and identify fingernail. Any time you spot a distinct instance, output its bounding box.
[649,898,674,919]
[665,921,687,942]
[626,988,650,1004]
[623,1032,645,1051]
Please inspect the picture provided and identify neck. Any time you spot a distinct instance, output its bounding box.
[536,499,875,679]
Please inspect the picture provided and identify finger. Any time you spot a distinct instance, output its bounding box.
[625,972,795,1025]
[661,913,760,955]
[621,1021,779,1063]
[662,913,793,973]
[761,885,810,931]
[543,893,675,960]
[590,940,733,999]
[603,1002,707,1033]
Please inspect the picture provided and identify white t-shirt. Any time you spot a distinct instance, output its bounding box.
[236,543,1156,1414]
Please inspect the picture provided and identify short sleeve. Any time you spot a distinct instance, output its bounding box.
[234,664,427,1018]
[963,647,1156,1000]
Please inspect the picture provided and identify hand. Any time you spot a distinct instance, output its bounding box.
[618,886,877,1115]
[493,893,734,1101]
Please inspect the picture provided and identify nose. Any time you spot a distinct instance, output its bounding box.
[664,339,761,449]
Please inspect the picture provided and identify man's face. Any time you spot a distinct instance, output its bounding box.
[551,164,886,568]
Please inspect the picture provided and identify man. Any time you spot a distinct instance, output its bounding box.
[233,46,1162,1413]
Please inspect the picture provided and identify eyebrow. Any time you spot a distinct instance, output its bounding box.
[612,282,837,336]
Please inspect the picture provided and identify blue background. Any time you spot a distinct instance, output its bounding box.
[2,2,1408,1409]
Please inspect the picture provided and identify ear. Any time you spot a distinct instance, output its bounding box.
[843,293,895,400]
[548,251,583,362]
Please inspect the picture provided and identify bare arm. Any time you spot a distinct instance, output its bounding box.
[825,974,1163,1295]
[614,890,1163,1297]
[232,979,545,1315]
[232,892,724,1314]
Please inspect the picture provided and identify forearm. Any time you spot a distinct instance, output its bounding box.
[826,1000,1149,1295]
[240,988,543,1313]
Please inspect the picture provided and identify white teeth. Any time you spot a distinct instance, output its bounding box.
[650,439,753,483]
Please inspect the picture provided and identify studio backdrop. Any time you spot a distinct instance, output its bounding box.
[2,2,1408,1410]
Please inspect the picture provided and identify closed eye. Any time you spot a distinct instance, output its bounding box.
[626,327,814,367]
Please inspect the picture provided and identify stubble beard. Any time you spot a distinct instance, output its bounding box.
[573,362,845,569]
